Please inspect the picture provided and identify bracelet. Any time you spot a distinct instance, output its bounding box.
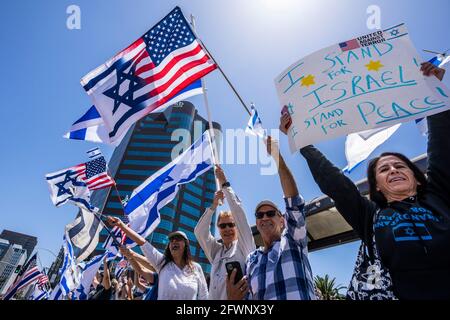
[221,181,231,188]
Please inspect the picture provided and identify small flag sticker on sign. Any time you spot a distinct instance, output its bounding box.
[339,39,360,52]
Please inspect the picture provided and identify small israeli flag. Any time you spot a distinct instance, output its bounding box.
[245,105,266,138]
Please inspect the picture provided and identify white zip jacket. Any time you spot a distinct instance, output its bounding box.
[194,186,255,300]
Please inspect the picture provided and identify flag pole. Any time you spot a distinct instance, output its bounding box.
[90,208,122,247]
[190,15,223,199]
[189,15,251,116]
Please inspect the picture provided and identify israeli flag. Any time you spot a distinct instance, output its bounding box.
[114,257,128,279]
[86,147,102,159]
[125,131,214,242]
[59,234,81,296]
[245,105,266,138]
[48,285,64,300]
[343,124,401,173]
[429,54,450,68]
[73,251,110,300]
[64,80,204,145]
[45,167,92,211]
[29,284,49,300]
[415,118,428,136]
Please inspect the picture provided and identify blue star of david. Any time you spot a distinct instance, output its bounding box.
[405,227,415,236]
[390,29,399,37]
[55,172,85,197]
[103,59,148,115]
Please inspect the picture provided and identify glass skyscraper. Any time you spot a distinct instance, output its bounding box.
[90,102,220,273]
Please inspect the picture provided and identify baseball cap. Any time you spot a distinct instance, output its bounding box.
[254,200,283,215]
[168,231,189,241]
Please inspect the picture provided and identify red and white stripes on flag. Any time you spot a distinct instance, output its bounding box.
[37,274,49,286]
[70,156,115,191]
[80,6,217,143]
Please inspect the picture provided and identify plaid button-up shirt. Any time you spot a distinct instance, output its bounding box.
[245,195,316,300]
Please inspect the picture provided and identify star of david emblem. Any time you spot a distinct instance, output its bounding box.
[103,59,147,115]
[390,29,399,37]
[55,172,83,197]
[404,227,415,236]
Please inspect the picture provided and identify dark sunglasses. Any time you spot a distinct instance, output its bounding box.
[255,210,278,219]
[218,222,236,229]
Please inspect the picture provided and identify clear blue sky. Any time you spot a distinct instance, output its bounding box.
[1,0,449,291]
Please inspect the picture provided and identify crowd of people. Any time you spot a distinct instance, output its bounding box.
[84,62,449,300]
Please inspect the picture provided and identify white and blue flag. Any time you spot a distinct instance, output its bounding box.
[429,54,450,68]
[65,79,204,145]
[343,124,401,173]
[45,166,92,211]
[245,105,266,138]
[124,131,214,241]
[415,117,428,136]
[114,257,129,279]
[59,234,81,296]
[48,285,64,300]
[73,251,111,300]
[29,284,49,300]
[86,147,102,159]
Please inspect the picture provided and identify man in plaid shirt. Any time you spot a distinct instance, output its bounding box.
[227,136,316,300]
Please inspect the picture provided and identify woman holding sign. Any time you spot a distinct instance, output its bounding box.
[280,62,450,300]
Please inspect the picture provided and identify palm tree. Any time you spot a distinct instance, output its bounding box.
[314,274,346,300]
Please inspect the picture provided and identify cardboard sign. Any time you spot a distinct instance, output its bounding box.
[275,23,450,151]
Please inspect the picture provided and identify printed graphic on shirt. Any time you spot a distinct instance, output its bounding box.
[375,206,440,242]
[392,222,432,242]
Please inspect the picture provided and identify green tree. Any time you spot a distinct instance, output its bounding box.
[314,274,346,300]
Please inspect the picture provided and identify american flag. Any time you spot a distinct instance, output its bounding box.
[70,156,115,191]
[37,274,49,286]
[3,254,42,300]
[81,6,217,143]
[339,38,360,52]
[114,257,129,279]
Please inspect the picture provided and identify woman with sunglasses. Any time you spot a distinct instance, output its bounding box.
[194,165,255,300]
[107,217,208,300]
[279,62,450,299]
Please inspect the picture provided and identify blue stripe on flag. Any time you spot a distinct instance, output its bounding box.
[69,128,88,140]
[73,106,101,124]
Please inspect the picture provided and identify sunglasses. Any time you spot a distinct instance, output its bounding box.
[255,210,278,219]
[218,222,236,229]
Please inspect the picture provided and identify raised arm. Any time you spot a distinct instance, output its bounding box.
[120,247,155,284]
[129,250,156,272]
[107,216,145,246]
[266,136,298,198]
[102,257,111,290]
[107,216,164,270]
[216,166,256,255]
[420,62,450,198]
[280,114,376,239]
[194,190,224,262]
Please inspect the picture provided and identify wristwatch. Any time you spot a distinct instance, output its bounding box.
[221,181,231,188]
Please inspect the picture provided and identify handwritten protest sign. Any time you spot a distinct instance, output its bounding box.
[275,23,450,152]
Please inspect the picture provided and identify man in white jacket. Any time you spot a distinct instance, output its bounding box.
[194,166,255,300]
